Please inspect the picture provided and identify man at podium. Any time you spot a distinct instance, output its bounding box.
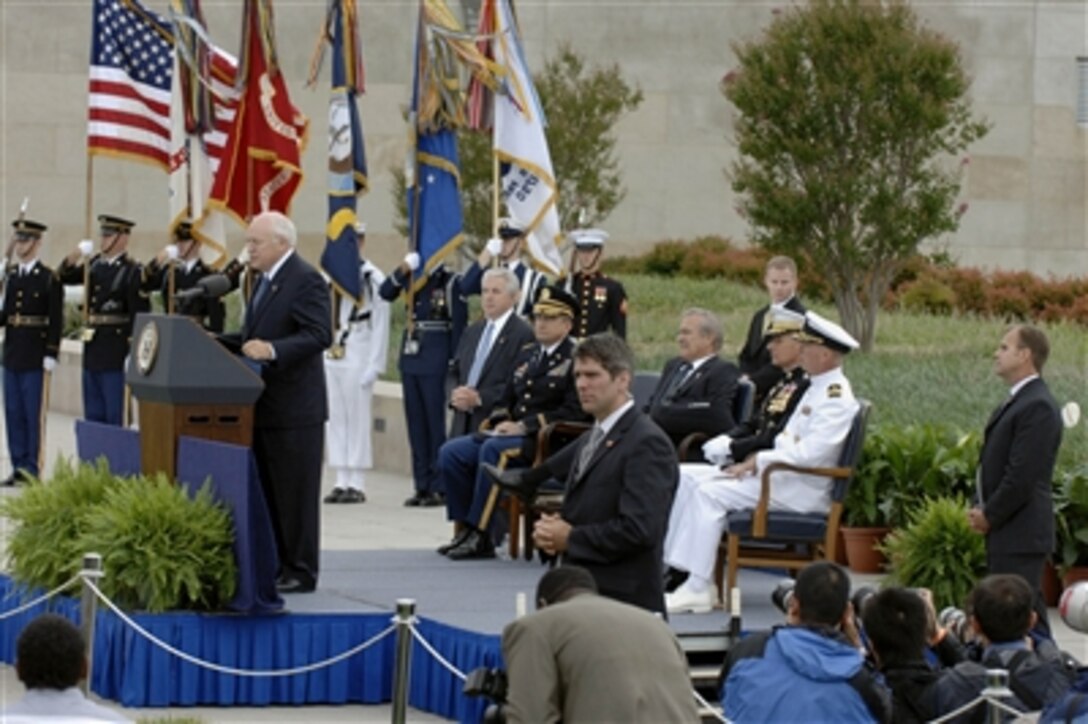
[219,211,332,594]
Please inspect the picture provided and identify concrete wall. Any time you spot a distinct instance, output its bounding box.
[1,0,1084,277]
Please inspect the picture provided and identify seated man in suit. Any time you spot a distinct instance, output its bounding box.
[438,286,586,560]
[447,267,534,439]
[738,255,805,406]
[644,307,740,448]
[664,311,859,613]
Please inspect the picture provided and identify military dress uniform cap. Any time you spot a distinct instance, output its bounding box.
[533,285,579,318]
[764,307,805,338]
[11,219,47,239]
[354,221,367,235]
[498,217,526,239]
[796,311,859,353]
[174,220,194,241]
[98,214,135,234]
[569,228,609,248]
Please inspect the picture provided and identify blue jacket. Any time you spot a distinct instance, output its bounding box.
[721,626,890,723]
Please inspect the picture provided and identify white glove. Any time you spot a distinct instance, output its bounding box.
[403,252,421,272]
[485,237,503,256]
[360,370,379,387]
[43,357,57,373]
[165,244,179,261]
[78,239,95,257]
[702,434,734,466]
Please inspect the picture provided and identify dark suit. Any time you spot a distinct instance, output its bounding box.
[448,313,534,438]
[738,296,805,403]
[1,260,63,478]
[546,405,679,613]
[978,376,1062,623]
[646,356,741,447]
[221,251,332,588]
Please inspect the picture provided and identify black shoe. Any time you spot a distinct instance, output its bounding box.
[324,488,346,504]
[437,528,472,556]
[340,489,366,504]
[664,566,690,594]
[417,491,445,508]
[276,576,316,594]
[404,492,425,507]
[482,463,542,501]
[0,475,15,488]
[446,529,496,560]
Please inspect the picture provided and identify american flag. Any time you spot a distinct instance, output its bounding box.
[88,0,235,172]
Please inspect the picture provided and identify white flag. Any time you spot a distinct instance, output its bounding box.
[167,46,237,268]
[493,0,564,275]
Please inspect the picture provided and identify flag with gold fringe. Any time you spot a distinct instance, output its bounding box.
[309,0,367,302]
[208,0,308,224]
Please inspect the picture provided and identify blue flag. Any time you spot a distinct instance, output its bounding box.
[406,2,464,291]
[321,0,368,302]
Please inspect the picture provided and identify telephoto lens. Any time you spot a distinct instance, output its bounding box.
[1060,581,1088,633]
[938,606,970,641]
[771,579,796,613]
[850,585,878,617]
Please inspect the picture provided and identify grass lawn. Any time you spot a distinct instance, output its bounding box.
[383,273,1087,468]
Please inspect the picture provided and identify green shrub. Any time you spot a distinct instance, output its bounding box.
[1055,463,1088,575]
[881,496,987,609]
[82,476,236,612]
[898,277,956,315]
[1,458,114,590]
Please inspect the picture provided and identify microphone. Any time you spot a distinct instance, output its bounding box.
[174,273,231,301]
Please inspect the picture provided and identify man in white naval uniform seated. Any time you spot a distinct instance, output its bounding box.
[323,222,391,504]
[664,311,860,614]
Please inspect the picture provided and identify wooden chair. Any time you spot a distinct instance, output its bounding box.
[714,399,872,610]
[676,378,756,462]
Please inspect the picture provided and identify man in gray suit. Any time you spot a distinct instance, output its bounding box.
[501,566,698,724]
[969,324,1063,633]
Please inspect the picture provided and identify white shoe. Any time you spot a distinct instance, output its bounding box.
[665,583,717,614]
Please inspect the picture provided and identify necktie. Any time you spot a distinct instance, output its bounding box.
[576,425,605,478]
[249,274,268,315]
[466,321,495,388]
[663,361,693,400]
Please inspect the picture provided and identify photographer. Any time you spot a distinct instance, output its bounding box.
[719,561,891,722]
[500,565,697,723]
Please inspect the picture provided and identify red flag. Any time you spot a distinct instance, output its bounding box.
[208,0,308,224]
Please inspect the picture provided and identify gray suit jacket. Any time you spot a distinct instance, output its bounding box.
[979,377,1062,557]
[501,593,699,724]
[448,314,534,437]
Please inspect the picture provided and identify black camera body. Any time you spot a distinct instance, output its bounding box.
[464,667,509,724]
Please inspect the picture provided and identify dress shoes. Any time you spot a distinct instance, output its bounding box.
[482,463,540,501]
[404,491,445,507]
[437,528,472,555]
[275,576,316,594]
[665,583,717,614]
[663,566,690,594]
[0,475,15,488]
[340,489,366,504]
[323,488,346,503]
[445,529,496,560]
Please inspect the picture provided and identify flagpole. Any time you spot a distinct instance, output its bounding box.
[405,0,426,337]
[84,155,94,239]
[489,0,500,265]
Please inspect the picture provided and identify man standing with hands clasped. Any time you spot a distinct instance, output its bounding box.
[968,324,1062,634]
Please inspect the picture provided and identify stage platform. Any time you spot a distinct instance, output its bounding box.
[0,548,786,724]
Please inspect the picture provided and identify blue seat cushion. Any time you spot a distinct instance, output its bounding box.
[727,510,828,541]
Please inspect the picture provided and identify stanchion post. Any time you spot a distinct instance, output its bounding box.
[79,552,104,696]
[982,668,1012,724]
[391,598,416,724]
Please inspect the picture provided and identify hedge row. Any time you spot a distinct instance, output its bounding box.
[605,237,1088,325]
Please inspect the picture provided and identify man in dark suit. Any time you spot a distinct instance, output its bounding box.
[531,334,679,614]
[969,324,1062,632]
[0,218,63,486]
[439,286,584,561]
[221,211,332,594]
[645,308,740,447]
[447,267,534,438]
[738,255,805,405]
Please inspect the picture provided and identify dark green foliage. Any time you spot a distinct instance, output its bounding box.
[1055,464,1088,574]
[881,496,987,609]
[723,0,989,350]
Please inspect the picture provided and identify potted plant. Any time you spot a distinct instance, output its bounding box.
[1054,463,1088,589]
[880,496,987,610]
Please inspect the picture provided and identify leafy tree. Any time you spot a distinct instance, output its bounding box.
[723,0,988,350]
[392,44,642,254]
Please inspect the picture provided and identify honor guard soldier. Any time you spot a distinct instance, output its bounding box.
[462,217,548,319]
[58,214,150,425]
[379,252,467,507]
[565,228,627,339]
[142,220,225,332]
[324,223,391,504]
[0,219,63,485]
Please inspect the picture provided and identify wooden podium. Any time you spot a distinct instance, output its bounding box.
[127,314,264,479]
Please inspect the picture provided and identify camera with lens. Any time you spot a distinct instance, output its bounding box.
[938,605,972,642]
[464,666,509,724]
[771,579,796,613]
